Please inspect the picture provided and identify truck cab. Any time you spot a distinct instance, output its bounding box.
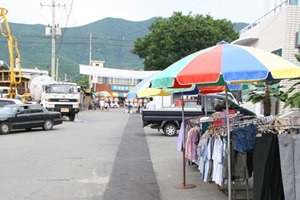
[142,94,256,136]
[174,94,255,116]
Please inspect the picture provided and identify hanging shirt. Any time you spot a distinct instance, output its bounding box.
[212,137,224,186]
[185,128,199,163]
[177,122,185,151]
[230,124,258,153]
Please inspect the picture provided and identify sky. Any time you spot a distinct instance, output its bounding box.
[1,0,273,27]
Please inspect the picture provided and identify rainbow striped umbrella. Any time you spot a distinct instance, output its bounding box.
[151,42,300,88]
[126,73,197,100]
[126,73,170,99]
[97,91,112,98]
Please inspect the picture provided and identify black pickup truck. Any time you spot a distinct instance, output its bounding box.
[142,94,256,136]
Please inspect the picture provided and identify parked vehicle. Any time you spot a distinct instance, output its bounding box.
[110,102,119,108]
[0,98,22,109]
[0,86,20,98]
[29,75,80,121]
[142,94,256,136]
[0,104,63,134]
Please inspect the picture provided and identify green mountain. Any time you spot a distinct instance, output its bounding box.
[0,18,247,81]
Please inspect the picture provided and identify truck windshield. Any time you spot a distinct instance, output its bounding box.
[48,84,78,94]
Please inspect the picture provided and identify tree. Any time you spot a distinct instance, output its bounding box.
[131,12,239,71]
[279,54,300,108]
[247,81,282,116]
[76,75,89,88]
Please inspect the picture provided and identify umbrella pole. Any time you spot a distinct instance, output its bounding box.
[174,92,196,189]
[204,94,207,116]
[225,85,232,200]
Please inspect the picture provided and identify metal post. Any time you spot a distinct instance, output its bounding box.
[225,84,232,200]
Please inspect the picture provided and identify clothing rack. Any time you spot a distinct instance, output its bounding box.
[185,115,300,200]
[185,116,253,200]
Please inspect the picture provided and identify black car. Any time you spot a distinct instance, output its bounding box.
[0,104,63,134]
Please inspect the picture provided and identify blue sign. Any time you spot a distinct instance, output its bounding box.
[111,85,130,91]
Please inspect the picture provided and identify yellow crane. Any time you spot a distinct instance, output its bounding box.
[0,8,22,99]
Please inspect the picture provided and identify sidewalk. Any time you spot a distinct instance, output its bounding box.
[144,127,253,200]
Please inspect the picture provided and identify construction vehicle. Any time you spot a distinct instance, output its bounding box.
[0,8,22,99]
[29,75,80,121]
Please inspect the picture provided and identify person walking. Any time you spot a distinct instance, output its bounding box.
[104,100,109,111]
[146,97,156,110]
[99,98,105,111]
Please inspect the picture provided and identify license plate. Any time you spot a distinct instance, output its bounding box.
[61,108,69,112]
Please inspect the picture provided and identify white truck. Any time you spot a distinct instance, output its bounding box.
[29,75,80,121]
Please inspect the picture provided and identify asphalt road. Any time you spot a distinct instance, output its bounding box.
[0,108,232,200]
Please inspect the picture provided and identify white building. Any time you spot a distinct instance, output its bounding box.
[232,0,300,115]
[80,61,159,98]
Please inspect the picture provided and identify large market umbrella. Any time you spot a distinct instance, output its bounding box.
[151,42,300,199]
[97,91,112,98]
[151,42,300,88]
[127,73,170,100]
[127,73,198,100]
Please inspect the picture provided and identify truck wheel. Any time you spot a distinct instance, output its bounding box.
[43,119,53,131]
[0,122,11,134]
[69,114,75,121]
[163,123,177,136]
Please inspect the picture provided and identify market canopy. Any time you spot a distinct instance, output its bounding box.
[112,92,127,98]
[127,73,171,99]
[96,91,112,98]
[151,42,300,88]
[127,73,201,100]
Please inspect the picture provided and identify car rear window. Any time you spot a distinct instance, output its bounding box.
[0,100,15,108]
[29,105,45,113]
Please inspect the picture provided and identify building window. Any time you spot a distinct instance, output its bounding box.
[289,0,298,5]
[133,79,142,85]
[114,78,132,85]
[97,77,112,83]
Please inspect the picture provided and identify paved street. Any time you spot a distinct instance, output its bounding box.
[0,108,233,200]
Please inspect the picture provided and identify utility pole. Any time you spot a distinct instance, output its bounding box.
[56,57,59,81]
[89,33,92,65]
[89,33,92,90]
[41,0,64,79]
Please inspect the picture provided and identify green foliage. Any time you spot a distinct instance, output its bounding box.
[247,81,282,116]
[281,77,300,108]
[131,12,239,71]
[76,75,89,88]
[278,54,300,108]
[295,54,300,62]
